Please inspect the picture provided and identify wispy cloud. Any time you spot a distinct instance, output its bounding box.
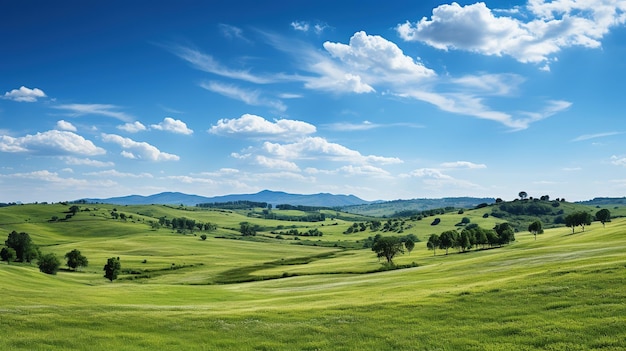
[2,86,46,102]
[62,156,114,168]
[199,81,286,112]
[440,161,487,169]
[219,24,249,42]
[323,121,424,131]
[572,131,622,142]
[84,169,153,178]
[167,45,276,84]
[54,104,134,122]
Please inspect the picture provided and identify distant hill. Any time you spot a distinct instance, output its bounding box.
[76,190,370,208]
[340,197,496,217]
[577,197,626,206]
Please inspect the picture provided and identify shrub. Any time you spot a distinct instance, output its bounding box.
[431,218,441,226]
[200,234,207,241]
[38,253,61,275]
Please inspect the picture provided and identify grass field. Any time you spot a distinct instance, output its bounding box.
[1,203,625,350]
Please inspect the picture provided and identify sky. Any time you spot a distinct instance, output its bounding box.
[2,0,626,203]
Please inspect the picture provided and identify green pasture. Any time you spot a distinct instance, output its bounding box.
[0,203,625,350]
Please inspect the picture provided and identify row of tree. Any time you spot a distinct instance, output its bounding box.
[156,216,217,232]
[426,223,515,256]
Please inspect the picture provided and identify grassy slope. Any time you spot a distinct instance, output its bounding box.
[0,204,625,350]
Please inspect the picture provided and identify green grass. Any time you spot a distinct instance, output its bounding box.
[0,203,625,350]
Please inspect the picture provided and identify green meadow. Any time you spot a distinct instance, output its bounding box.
[1,203,625,350]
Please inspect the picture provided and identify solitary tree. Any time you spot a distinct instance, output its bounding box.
[200,234,207,241]
[519,191,528,200]
[427,234,440,256]
[371,236,404,265]
[38,253,61,275]
[595,209,611,228]
[528,220,543,240]
[65,249,88,271]
[103,257,121,282]
[404,238,415,255]
[5,231,38,262]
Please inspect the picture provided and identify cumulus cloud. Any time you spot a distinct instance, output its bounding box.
[611,155,626,166]
[255,155,300,171]
[56,120,77,132]
[291,20,328,34]
[209,114,316,140]
[117,121,147,133]
[323,31,436,82]
[200,81,286,112]
[262,136,403,165]
[397,1,626,66]
[0,130,105,155]
[54,104,134,122]
[402,167,480,189]
[151,117,193,135]
[101,133,180,161]
[2,86,46,102]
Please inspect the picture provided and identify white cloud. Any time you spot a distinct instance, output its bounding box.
[402,167,480,189]
[54,104,134,122]
[209,114,316,140]
[440,161,487,169]
[255,155,300,171]
[168,45,275,84]
[83,169,153,178]
[397,1,626,66]
[291,21,310,32]
[199,81,286,112]
[117,121,147,133]
[62,156,114,167]
[151,117,193,135]
[262,136,403,165]
[323,31,436,82]
[572,131,622,142]
[0,130,105,155]
[56,120,77,132]
[611,155,626,166]
[219,24,248,41]
[101,133,180,161]
[0,170,117,188]
[3,86,46,102]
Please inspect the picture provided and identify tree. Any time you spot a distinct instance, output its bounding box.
[519,191,528,200]
[65,249,88,271]
[439,230,457,255]
[68,205,80,215]
[494,223,515,245]
[565,211,593,233]
[528,220,543,240]
[371,236,404,265]
[239,222,258,236]
[38,253,61,275]
[5,231,38,262]
[427,234,440,256]
[200,234,207,241]
[404,238,415,255]
[595,209,611,228]
[0,247,16,264]
[103,257,121,282]
[458,229,472,252]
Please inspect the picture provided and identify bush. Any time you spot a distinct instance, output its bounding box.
[431,218,441,226]
[38,253,61,275]
[200,234,207,241]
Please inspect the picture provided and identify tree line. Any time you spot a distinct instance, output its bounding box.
[427,223,515,256]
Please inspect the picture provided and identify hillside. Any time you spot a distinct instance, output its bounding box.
[341,197,495,217]
[1,202,625,350]
[78,190,370,207]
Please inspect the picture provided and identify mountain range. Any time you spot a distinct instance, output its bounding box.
[77,190,369,208]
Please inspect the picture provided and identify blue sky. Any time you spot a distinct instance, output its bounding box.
[2,0,626,203]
